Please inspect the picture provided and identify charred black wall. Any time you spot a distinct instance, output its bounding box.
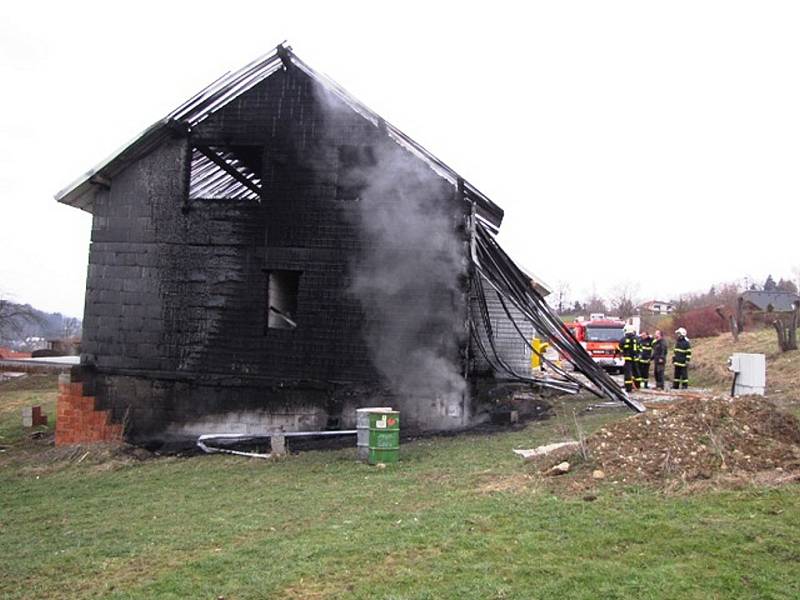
[80,66,472,445]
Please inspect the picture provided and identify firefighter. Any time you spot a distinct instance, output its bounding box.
[672,327,692,389]
[618,324,640,392]
[652,329,668,389]
[637,330,654,388]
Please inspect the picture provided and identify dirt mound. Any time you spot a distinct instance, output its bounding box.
[549,396,800,488]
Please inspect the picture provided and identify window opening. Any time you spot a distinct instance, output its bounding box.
[267,270,301,330]
[189,145,263,201]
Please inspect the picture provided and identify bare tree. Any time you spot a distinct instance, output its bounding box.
[553,281,571,314]
[715,305,738,341]
[0,296,42,339]
[63,317,82,339]
[584,293,608,315]
[776,278,798,294]
[773,301,799,352]
[609,282,640,319]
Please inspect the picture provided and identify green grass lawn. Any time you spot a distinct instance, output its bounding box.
[1,378,799,599]
[0,374,57,446]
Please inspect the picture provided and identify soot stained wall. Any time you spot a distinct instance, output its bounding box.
[80,66,470,445]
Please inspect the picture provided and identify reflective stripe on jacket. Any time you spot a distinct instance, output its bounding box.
[639,335,654,361]
[618,333,640,361]
[673,336,692,366]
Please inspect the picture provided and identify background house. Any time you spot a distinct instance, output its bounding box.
[638,300,675,315]
[739,290,800,315]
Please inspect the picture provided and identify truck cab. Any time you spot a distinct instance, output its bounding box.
[566,316,626,373]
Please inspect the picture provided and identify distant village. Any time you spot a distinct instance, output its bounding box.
[0,301,81,358]
[553,273,800,340]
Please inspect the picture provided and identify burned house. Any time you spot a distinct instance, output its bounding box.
[55,45,634,448]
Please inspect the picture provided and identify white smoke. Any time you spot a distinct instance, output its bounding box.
[348,140,468,409]
[312,82,468,416]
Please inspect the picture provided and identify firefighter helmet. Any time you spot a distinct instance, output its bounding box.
[675,327,687,337]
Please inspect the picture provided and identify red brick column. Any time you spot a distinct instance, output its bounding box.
[55,372,124,446]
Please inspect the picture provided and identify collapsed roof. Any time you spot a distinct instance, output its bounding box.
[55,44,504,232]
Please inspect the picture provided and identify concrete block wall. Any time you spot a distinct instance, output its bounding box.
[81,135,187,373]
[76,65,473,445]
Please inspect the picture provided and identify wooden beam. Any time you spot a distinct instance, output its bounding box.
[89,175,111,189]
[194,146,262,198]
[277,44,292,70]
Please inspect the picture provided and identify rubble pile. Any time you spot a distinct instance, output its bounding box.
[565,396,799,485]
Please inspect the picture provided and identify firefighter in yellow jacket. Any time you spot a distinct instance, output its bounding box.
[618,324,641,392]
[672,327,693,389]
[637,330,654,388]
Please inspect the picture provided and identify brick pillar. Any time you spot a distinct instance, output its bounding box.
[55,371,124,446]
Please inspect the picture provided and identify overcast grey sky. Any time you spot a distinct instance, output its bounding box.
[1,1,798,317]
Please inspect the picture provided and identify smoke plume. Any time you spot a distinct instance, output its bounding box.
[312,82,469,419]
[349,141,468,411]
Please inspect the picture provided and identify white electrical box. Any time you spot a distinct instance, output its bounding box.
[629,316,641,333]
[728,353,766,396]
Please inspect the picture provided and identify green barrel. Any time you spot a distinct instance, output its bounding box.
[356,407,392,461]
[368,410,400,464]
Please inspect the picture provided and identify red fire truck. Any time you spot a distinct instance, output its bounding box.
[565,316,626,373]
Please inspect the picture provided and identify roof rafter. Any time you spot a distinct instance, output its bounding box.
[193,145,262,199]
[54,43,504,229]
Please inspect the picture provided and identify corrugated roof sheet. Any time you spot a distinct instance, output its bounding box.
[189,147,261,201]
[55,43,504,229]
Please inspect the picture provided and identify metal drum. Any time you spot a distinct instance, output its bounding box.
[367,409,399,464]
[356,407,390,461]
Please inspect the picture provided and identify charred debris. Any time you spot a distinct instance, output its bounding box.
[471,225,642,412]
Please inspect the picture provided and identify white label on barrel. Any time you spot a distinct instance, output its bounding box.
[376,416,387,429]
